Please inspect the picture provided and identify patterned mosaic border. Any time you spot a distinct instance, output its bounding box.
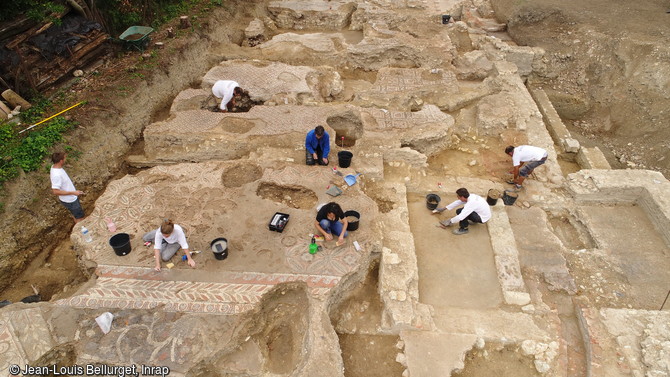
[56,267,341,315]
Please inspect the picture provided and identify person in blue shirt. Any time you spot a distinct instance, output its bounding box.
[305,125,330,166]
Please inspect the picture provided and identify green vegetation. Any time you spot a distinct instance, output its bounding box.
[1,0,221,35]
[0,99,79,185]
[96,0,215,36]
[1,0,65,23]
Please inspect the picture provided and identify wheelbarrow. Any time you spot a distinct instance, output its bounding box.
[344,173,362,186]
[118,26,154,51]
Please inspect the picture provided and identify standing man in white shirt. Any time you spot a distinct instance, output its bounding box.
[211,80,242,112]
[505,145,548,189]
[435,188,491,235]
[50,152,85,223]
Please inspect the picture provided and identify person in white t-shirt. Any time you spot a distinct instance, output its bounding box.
[50,152,85,223]
[434,188,491,235]
[211,80,243,112]
[143,219,195,271]
[505,145,548,188]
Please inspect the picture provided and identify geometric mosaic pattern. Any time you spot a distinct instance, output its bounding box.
[370,68,456,93]
[72,162,378,319]
[147,105,334,137]
[203,61,316,101]
[0,319,28,373]
[363,105,449,130]
[55,266,342,315]
[284,233,372,275]
[0,308,54,375]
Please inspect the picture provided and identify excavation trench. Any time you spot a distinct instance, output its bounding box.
[329,259,405,377]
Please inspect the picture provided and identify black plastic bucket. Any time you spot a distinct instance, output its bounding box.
[338,151,353,168]
[487,189,501,206]
[210,237,229,260]
[442,14,451,24]
[344,210,360,231]
[426,194,441,210]
[502,190,518,206]
[110,233,131,256]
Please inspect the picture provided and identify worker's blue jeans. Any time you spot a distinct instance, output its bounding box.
[319,219,347,238]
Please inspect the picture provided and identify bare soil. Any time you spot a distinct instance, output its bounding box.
[455,343,539,377]
[1,238,87,302]
[256,182,318,209]
[493,0,670,177]
[339,334,404,377]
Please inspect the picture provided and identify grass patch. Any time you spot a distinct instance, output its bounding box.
[0,98,79,185]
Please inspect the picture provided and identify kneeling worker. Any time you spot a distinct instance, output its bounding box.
[212,80,243,112]
[143,219,196,271]
[305,125,330,166]
[315,202,348,245]
[435,188,491,235]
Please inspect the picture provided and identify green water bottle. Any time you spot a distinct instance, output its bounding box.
[309,235,318,254]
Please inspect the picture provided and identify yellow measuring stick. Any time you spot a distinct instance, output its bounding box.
[18,101,84,134]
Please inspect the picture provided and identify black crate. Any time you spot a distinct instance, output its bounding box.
[269,212,290,233]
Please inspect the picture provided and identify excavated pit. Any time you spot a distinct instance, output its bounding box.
[327,110,364,147]
[329,260,404,377]
[221,162,263,188]
[547,214,594,250]
[256,182,318,209]
[339,334,404,377]
[455,343,540,377]
[425,133,523,179]
[219,285,308,375]
[563,204,670,309]
[196,284,311,376]
[212,117,256,134]
[361,182,397,214]
[330,260,384,334]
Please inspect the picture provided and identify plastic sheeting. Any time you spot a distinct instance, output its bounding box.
[28,14,101,59]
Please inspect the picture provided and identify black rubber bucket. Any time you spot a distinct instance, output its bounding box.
[487,189,501,206]
[502,190,518,206]
[109,233,131,256]
[426,194,441,210]
[442,14,451,24]
[344,210,360,231]
[338,151,353,168]
[210,237,229,260]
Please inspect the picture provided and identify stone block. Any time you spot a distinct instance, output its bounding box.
[562,138,580,154]
[503,290,531,306]
[244,18,265,38]
[495,255,526,291]
[576,147,611,169]
[476,93,514,135]
[455,50,493,80]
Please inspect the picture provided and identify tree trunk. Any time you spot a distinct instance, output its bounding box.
[180,16,191,29]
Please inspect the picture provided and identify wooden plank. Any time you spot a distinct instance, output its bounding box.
[0,16,36,41]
